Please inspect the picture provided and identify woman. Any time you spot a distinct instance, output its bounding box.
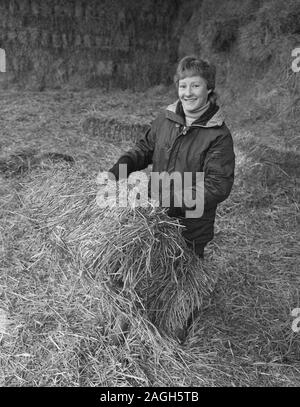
[108,55,235,259]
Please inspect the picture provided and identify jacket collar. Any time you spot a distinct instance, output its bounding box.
[165,100,225,128]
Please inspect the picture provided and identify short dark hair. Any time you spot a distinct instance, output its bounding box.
[174,56,216,91]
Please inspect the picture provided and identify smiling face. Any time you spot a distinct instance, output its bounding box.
[178,75,211,113]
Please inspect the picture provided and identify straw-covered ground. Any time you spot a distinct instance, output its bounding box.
[0,89,299,386]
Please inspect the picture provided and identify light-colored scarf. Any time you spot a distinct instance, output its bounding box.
[183,101,210,127]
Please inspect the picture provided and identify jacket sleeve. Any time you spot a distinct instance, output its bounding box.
[202,131,235,209]
[109,120,157,180]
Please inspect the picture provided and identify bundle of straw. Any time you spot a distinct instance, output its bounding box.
[23,169,217,339]
[65,184,216,339]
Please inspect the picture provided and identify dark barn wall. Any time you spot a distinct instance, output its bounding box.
[0,0,187,90]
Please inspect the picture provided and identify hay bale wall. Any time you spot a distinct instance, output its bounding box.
[0,0,188,90]
[179,0,300,167]
[0,0,299,167]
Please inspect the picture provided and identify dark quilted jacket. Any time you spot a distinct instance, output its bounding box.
[109,100,235,248]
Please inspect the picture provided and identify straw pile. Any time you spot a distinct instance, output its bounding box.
[68,201,215,338]
[22,169,216,340]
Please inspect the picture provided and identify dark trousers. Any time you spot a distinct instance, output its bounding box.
[186,240,205,259]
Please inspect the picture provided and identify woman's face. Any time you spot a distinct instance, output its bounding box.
[178,75,211,113]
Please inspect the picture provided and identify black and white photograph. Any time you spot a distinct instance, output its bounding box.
[0,0,299,392]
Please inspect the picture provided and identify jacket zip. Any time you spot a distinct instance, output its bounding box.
[166,125,189,170]
[166,120,213,171]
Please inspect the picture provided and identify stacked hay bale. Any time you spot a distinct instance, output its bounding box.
[22,168,217,341]
[0,149,74,178]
